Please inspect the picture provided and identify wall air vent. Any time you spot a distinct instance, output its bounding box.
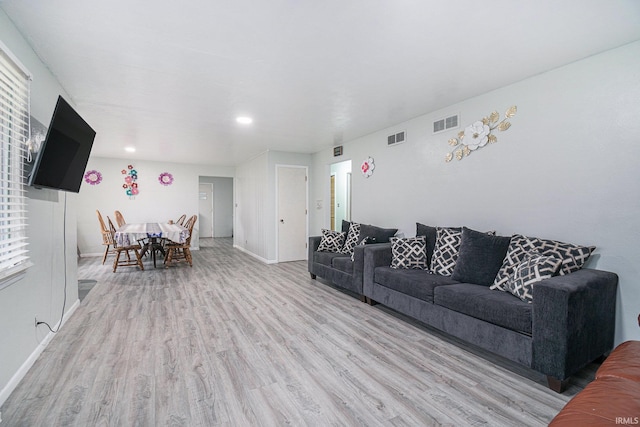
[433,114,459,134]
[387,131,406,146]
[333,145,343,157]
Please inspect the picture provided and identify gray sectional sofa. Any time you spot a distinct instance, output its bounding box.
[362,224,618,393]
[308,221,397,300]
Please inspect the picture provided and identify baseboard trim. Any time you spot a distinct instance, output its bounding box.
[0,298,80,407]
[232,245,277,264]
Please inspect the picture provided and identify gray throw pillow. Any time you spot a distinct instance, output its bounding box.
[451,227,511,286]
[359,224,398,243]
[416,222,437,268]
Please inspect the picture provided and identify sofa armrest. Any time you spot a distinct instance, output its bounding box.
[353,243,390,292]
[532,268,618,380]
[363,243,392,295]
[308,236,322,274]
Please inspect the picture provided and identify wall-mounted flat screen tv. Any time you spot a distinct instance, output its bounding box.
[28,95,96,193]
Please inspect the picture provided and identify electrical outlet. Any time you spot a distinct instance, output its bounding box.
[35,317,38,328]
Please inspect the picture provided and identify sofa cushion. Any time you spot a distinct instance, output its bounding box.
[548,376,640,426]
[434,283,532,334]
[390,236,428,270]
[451,227,511,286]
[314,251,348,267]
[341,220,351,234]
[341,222,361,256]
[332,256,354,274]
[492,234,595,291]
[596,341,640,382]
[374,266,458,303]
[317,229,345,253]
[359,224,398,243]
[430,227,463,276]
[505,252,562,303]
[416,223,437,268]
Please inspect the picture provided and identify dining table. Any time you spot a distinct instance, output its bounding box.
[114,222,189,268]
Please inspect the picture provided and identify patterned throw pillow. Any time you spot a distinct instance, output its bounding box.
[341,222,361,255]
[492,234,595,291]
[505,252,563,303]
[429,227,463,276]
[390,236,428,269]
[317,229,345,253]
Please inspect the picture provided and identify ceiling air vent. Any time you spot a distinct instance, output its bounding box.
[387,131,406,146]
[433,114,459,134]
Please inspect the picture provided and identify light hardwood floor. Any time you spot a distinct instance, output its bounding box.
[1,238,596,426]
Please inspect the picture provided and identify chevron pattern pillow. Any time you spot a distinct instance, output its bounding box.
[492,234,595,291]
[390,236,428,269]
[429,227,463,276]
[505,252,563,303]
[340,222,361,256]
[317,229,345,253]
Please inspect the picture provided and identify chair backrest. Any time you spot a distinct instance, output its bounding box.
[114,210,126,228]
[96,210,113,245]
[107,216,120,248]
[176,214,186,226]
[183,215,197,245]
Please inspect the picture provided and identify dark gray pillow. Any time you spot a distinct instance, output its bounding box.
[341,220,351,234]
[359,224,398,243]
[451,227,511,286]
[416,222,437,267]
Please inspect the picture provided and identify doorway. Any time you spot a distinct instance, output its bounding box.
[277,165,308,262]
[198,183,214,238]
[330,160,352,230]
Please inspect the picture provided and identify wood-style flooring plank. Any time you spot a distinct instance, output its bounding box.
[1,238,597,426]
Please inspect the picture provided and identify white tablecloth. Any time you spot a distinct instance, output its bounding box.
[114,223,189,247]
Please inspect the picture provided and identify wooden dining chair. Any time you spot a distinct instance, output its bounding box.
[114,210,126,228]
[164,215,197,267]
[108,216,144,272]
[96,210,115,264]
[175,214,186,226]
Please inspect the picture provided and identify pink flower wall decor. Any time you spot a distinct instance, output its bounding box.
[361,157,375,178]
[84,170,102,185]
[159,172,174,186]
[122,165,139,197]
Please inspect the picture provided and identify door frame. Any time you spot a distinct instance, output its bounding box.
[275,164,309,263]
[198,182,214,238]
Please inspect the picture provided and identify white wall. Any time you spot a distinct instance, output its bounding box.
[0,10,80,406]
[310,41,640,345]
[77,157,234,255]
[199,176,234,238]
[234,150,312,262]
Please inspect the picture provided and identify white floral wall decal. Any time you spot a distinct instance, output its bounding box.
[361,157,375,178]
[446,106,517,162]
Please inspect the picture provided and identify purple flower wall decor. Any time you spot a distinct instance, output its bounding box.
[159,172,174,186]
[84,170,102,185]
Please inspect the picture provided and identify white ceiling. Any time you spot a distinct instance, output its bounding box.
[2,1,640,166]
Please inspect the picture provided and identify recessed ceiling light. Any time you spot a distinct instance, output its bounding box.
[236,116,253,124]
[125,146,136,153]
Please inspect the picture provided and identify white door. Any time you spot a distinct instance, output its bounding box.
[198,183,214,238]
[277,166,308,262]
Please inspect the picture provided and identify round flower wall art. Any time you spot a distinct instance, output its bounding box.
[361,157,375,178]
[158,172,174,186]
[84,170,102,185]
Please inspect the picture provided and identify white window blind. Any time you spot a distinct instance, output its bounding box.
[0,42,32,283]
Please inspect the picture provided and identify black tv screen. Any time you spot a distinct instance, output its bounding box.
[28,96,96,193]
